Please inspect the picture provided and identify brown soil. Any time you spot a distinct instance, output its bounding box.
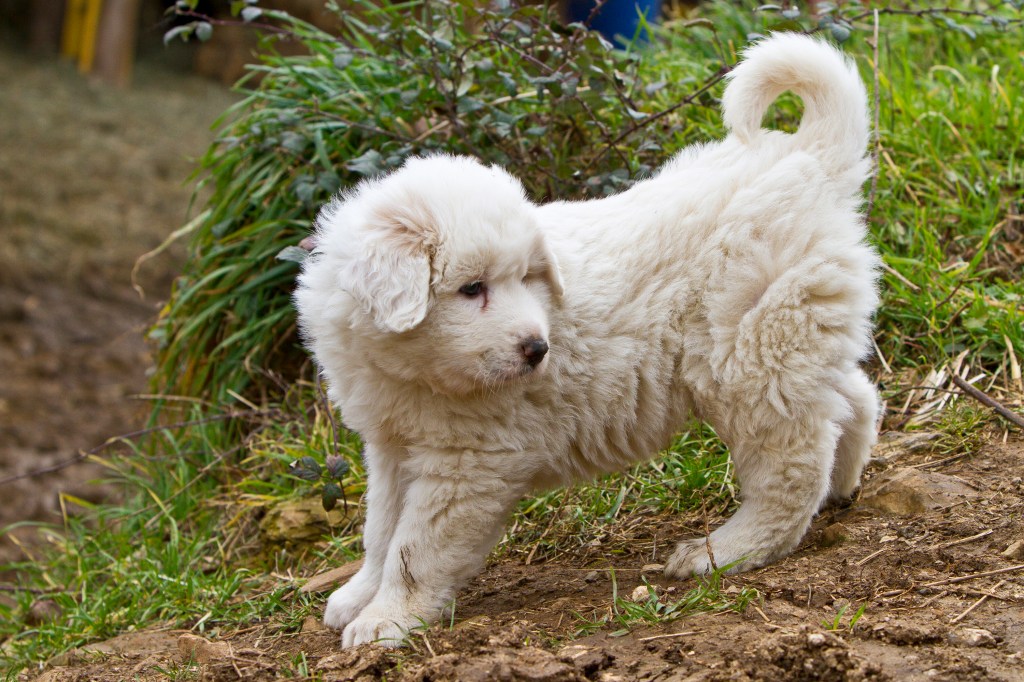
[27,436,1024,682]
[0,46,236,564]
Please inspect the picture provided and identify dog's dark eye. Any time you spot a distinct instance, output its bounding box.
[459,281,484,297]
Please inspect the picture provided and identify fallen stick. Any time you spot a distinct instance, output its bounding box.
[931,529,993,551]
[855,547,888,567]
[919,564,1024,589]
[876,564,1024,599]
[951,374,1024,429]
[950,580,1006,624]
[638,630,703,642]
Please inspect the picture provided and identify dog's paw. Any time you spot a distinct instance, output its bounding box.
[341,612,411,648]
[664,538,719,578]
[323,577,378,630]
[664,537,763,578]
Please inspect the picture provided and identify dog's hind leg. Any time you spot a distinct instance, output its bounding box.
[324,443,405,631]
[828,368,881,502]
[665,408,841,577]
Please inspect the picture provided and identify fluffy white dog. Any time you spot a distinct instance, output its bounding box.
[295,33,880,648]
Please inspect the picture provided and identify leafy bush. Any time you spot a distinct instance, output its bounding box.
[151,0,730,406]
[154,0,1024,416]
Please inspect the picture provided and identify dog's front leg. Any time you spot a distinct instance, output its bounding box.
[324,443,405,631]
[341,449,528,648]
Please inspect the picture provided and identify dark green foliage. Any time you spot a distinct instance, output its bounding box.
[150,0,729,407]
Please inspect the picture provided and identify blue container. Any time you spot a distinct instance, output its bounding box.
[565,0,662,47]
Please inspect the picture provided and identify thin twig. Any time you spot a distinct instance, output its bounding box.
[586,67,731,173]
[638,629,703,642]
[0,410,278,487]
[951,374,1024,428]
[845,6,1024,28]
[879,564,1024,598]
[855,547,888,566]
[0,584,63,595]
[919,564,1024,589]
[950,580,1006,625]
[865,8,881,222]
[910,452,972,470]
[525,487,573,565]
[931,529,993,551]
[700,495,718,573]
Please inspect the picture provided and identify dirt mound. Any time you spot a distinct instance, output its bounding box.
[25,438,1024,681]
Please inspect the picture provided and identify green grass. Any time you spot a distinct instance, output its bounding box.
[2,1,1023,677]
[822,601,869,633]
[574,567,760,638]
[870,20,1023,375]
[502,424,735,563]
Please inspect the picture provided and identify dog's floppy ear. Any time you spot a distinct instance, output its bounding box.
[340,208,435,333]
[537,236,565,299]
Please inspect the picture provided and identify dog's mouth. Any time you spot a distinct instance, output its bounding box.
[482,356,547,387]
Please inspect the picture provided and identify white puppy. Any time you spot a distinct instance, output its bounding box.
[295,33,880,648]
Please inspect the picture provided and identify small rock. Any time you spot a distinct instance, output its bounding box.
[301,615,325,632]
[260,497,353,543]
[951,627,997,648]
[557,644,612,676]
[872,431,941,463]
[316,646,391,681]
[1001,540,1024,560]
[819,523,850,548]
[807,632,827,647]
[631,585,655,602]
[47,649,85,667]
[177,633,231,664]
[26,599,62,626]
[859,467,978,516]
[584,570,601,583]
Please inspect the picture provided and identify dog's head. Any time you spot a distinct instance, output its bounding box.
[306,155,563,395]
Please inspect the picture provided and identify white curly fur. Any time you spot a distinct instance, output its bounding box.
[295,33,881,648]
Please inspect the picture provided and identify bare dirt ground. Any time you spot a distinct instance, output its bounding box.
[3,34,1024,682]
[0,45,235,564]
[28,434,1024,681]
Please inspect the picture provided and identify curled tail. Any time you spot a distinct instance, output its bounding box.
[722,33,869,175]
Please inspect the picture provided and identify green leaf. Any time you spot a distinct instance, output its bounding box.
[195,22,213,42]
[299,456,321,474]
[325,455,349,480]
[332,48,354,70]
[347,150,385,177]
[280,131,307,154]
[163,25,193,46]
[322,482,343,512]
[241,6,262,22]
[289,458,321,482]
[830,23,852,43]
[275,246,309,264]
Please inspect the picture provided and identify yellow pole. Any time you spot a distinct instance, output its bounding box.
[79,0,104,73]
[60,0,86,59]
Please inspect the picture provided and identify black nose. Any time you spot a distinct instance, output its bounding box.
[520,338,549,367]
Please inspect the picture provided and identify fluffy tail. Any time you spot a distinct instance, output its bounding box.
[722,33,869,174]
